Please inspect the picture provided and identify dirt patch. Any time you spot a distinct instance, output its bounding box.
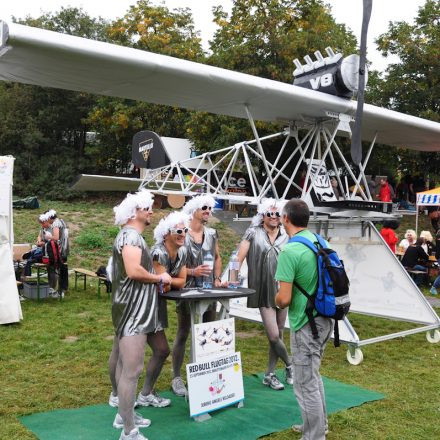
[77,312,90,318]
[236,329,263,339]
[63,335,79,343]
[68,222,81,233]
[105,335,115,341]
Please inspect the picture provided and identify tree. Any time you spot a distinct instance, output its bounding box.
[86,0,206,174]
[0,8,111,198]
[186,0,357,153]
[366,0,440,181]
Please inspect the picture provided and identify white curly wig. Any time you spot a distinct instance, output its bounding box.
[154,211,190,244]
[420,230,433,242]
[46,209,57,219]
[182,194,216,218]
[251,198,286,226]
[38,213,47,222]
[113,189,154,226]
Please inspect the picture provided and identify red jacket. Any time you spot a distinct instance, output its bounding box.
[381,227,398,253]
[379,183,392,202]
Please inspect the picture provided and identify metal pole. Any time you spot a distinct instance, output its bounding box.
[245,106,279,199]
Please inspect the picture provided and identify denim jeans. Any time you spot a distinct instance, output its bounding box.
[412,264,427,286]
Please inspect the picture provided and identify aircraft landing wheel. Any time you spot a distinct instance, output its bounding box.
[346,347,363,365]
[426,329,440,343]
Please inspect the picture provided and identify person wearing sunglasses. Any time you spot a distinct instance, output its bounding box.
[108,189,172,440]
[236,198,293,391]
[125,211,190,410]
[170,194,222,397]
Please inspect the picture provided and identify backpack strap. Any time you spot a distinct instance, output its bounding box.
[288,234,321,340]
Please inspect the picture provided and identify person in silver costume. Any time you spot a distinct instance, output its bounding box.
[108,189,172,440]
[170,194,222,397]
[137,212,190,405]
[237,198,294,390]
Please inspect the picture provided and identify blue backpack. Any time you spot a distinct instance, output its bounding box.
[288,233,350,347]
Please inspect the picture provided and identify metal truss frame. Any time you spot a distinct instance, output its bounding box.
[138,107,378,205]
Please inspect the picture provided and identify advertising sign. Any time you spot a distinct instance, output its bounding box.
[194,318,235,361]
[186,352,244,418]
[306,159,337,202]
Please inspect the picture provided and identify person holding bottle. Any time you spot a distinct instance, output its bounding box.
[236,198,293,390]
[170,194,222,397]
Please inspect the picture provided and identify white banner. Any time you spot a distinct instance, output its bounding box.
[306,159,337,201]
[186,352,244,418]
[194,318,235,361]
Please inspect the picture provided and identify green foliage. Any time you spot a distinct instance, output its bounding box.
[366,0,440,179]
[186,0,357,153]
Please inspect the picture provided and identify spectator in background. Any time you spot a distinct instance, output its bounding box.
[367,174,377,199]
[427,206,440,233]
[399,229,417,252]
[377,177,392,203]
[401,238,429,286]
[420,231,434,255]
[380,219,399,253]
[330,177,341,200]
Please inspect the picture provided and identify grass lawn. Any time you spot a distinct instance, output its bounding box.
[2,200,439,439]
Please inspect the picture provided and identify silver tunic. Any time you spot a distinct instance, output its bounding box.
[151,244,188,329]
[243,226,288,308]
[185,226,218,288]
[111,226,158,337]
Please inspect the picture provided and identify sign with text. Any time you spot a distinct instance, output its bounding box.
[194,318,235,361]
[186,352,244,418]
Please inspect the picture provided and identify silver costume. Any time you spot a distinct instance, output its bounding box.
[111,226,158,337]
[151,244,188,329]
[243,226,288,308]
[185,226,218,288]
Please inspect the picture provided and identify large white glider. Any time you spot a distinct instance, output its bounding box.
[1,21,440,152]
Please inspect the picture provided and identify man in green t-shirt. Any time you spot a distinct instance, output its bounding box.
[275,199,333,440]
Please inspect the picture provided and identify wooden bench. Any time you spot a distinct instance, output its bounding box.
[406,269,428,285]
[73,268,109,299]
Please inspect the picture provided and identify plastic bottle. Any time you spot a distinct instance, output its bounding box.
[202,250,214,289]
[228,251,240,288]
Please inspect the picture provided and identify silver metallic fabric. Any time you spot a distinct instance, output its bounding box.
[111,226,158,337]
[151,243,188,329]
[185,226,218,288]
[243,226,288,308]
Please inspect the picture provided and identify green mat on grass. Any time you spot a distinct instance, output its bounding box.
[20,370,384,440]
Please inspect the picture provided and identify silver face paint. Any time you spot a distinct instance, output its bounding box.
[151,244,188,329]
[111,226,158,336]
[244,225,288,308]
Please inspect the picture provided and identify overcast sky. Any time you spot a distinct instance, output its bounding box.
[1,0,427,72]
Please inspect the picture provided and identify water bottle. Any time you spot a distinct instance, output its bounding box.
[202,250,214,289]
[228,251,240,288]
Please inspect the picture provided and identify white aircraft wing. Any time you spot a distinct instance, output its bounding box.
[1,21,439,151]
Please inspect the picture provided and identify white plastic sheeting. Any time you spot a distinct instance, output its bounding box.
[0,156,22,324]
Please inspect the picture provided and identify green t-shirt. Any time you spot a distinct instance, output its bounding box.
[275,229,322,331]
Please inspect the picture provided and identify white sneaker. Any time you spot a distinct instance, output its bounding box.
[109,392,119,407]
[262,373,284,390]
[292,424,329,435]
[119,428,148,440]
[171,377,187,397]
[136,391,171,408]
[285,365,294,385]
[113,412,151,429]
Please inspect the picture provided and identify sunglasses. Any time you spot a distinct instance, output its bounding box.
[265,211,281,218]
[201,206,212,211]
[170,227,188,235]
